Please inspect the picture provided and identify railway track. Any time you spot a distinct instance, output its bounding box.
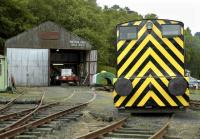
[0,89,96,139]
[76,115,172,139]
[190,100,200,110]
[0,89,43,115]
[0,92,46,133]
[0,94,23,114]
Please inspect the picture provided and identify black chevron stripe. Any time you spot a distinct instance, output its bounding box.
[179,35,184,41]
[151,85,170,106]
[117,32,149,70]
[132,86,149,107]
[132,72,170,106]
[133,69,175,106]
[148,41,183,76]
[117,20,147,54]
[114,94,121,103]
[119,77,147,107]
[152,21,184,50]
[151,31,184,67]
[168,37,184,54]
[182,93,190,102]
[137,20,147,30]
[116,21,148,54]
[133,56,170,77]
[117,40,131,55]
[119,43,151,77]
[149,72,184,105]
[120,41,183,77]
[151,76,183,106]
[151,29,184,55]
[119,67,169,107]
[114,75,188,107]
[117,21,148,67]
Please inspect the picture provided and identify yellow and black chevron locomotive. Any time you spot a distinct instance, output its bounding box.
[113,19,189,112]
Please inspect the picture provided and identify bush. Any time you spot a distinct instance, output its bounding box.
[98,65,116,75]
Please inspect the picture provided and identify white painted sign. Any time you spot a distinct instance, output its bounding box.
[61,69,72,76]
[69,40,86,47]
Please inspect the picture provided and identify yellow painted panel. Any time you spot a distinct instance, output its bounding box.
[126,78,150,106]
[152,25,184,61]
[149,35,184,75]
[115,96,126,107]
[137,91,165,106]
[174,37,184,48]
[117,36,150,77]
[151,78,178,106]
[157,20,165,25]
[112,91,117,98]
[176,96,189,106]
[117,24,146,64]
[117,40,137,64]
[117,40,126,51]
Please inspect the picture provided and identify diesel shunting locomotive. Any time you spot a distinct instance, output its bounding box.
[113,19,189,112]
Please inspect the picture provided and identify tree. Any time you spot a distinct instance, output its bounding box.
[144,13,158,19]
[0,0,35,54]
[2,0,199,77]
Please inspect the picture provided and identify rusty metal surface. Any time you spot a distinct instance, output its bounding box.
[0,94,22,113]
[39,32,60,40]
[148,116,172,139]
[190,100,200,110]
[0,102,88,139]
[7,48,49,86]
[0,92,45,134]
[5,21,92,50]
[76,117,128,139]
[148,122,169,139]
[0,102,58,121]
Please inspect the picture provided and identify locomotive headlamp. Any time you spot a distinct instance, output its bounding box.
[168,78,188,96]
[146,22,153,30]
[115,78,132,96]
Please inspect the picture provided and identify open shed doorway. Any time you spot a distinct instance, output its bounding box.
[49,49,86,86]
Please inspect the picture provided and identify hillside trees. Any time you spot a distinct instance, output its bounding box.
[0,0,35,51]
[0,0,199,78]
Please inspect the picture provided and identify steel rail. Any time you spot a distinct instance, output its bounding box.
[148,122,170,139]
[0,92,45,134]
[75,117,128,139]
[0,102,88,139]
[0,102,58,121]
[148,115,172,139]
[0,94,23,113]
[190,100,200,105]
[190,100,200,110]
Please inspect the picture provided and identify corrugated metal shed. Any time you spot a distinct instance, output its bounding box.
[5,21,97,86]
[7,48,48,86]
[5,21,92,50]
[86,50,97,84]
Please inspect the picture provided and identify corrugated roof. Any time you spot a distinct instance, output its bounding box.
[5,21,93,50]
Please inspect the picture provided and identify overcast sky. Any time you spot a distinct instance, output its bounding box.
[97,0,199,35]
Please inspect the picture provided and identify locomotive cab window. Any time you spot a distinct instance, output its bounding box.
[119,26,137,40]
[162,25,181,37]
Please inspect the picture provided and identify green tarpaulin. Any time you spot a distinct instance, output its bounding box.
[92,71,115,85]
